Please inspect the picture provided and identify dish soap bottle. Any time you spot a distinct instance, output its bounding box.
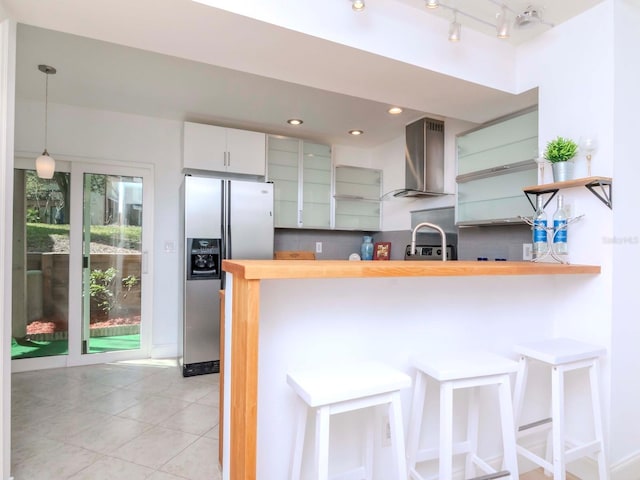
[552,194,568,260]
[360,236,374,261]
[532,195,548,260]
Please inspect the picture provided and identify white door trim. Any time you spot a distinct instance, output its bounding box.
[0,17,16,480]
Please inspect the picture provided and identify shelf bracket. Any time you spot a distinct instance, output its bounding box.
[524,188,559,211]
[585,179,612,209]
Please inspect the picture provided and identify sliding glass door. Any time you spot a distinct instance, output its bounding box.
[11,160,153,370]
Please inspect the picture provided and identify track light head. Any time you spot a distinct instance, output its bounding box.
[448,11,461,42]
[352,0,365,12]
[496,7,510,39]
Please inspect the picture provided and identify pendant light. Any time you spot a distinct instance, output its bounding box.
[36,64,56,179]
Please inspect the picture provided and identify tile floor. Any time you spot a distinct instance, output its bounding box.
[11,358,221,480]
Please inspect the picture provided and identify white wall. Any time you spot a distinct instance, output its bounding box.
[609,0,640,472]
[14,99,184,358]
[332,144,373,169]
[517,0,640,470]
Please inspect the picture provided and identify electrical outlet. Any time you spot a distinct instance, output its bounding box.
[381,415,391,447]
[315,242,322,253]
[523,243,533,261]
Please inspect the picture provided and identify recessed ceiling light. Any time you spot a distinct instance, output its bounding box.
[349,129,364,136]
[388,107,403,115]
[287,119,303,125]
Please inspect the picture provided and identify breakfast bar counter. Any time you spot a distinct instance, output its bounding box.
[220,260,600,480]
[222,259,600,280]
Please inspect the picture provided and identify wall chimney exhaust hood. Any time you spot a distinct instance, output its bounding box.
[394,117,449,197]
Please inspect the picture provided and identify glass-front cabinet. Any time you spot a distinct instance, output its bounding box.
[334,166,382,230]
[456,107,538,225]
[267,136,331,228]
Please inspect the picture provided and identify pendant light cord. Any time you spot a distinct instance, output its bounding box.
[44,71,49,152]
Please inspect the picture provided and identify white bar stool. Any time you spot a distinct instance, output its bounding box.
[287,362,411,480]
[406,350,520,480]
[512,338,608,480]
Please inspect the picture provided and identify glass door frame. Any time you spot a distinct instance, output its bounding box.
[11,158,153,371]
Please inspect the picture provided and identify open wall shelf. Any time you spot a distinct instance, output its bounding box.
[523,176,612,210]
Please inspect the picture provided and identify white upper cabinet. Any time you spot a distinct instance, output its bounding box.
[183,122,266,176]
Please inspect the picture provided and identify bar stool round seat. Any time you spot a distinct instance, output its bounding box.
[512,337,609,480]
[406,350,520,480]
[287,361,411,480]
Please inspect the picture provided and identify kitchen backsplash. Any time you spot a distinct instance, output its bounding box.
[275,224,529,261]
[275,229,369,260]
[276,229,459,261]
[457,224,531,261]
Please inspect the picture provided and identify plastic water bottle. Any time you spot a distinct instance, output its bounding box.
[553,195,568,258]
[532,195,548,259]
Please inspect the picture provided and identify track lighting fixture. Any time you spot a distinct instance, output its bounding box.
[448,10,461,42]
[36,64,56,179]
[420,1,553,43]
[352,0,365,12]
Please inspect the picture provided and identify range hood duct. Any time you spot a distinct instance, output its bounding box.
[394,117,448,197]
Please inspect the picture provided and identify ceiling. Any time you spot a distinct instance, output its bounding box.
[7,0,601,149]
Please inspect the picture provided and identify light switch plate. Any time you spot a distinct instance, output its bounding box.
[523,243,532,261]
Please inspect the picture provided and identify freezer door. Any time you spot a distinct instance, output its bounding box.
[226,180,274,259]
[183,278,221,366]
[184,176,222,239]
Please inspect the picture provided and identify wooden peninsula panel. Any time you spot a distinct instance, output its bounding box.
[221,259,600,480]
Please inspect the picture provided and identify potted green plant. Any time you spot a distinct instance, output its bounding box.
[544,136,578,182]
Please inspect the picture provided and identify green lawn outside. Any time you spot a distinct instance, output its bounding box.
[27,223,142,252]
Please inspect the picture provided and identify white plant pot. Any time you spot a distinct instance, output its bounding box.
[552,161,574,182]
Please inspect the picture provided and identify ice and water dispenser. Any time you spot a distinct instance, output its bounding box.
[186,238,221,280]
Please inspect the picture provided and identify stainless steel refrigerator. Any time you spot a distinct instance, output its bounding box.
[180,175,274,376]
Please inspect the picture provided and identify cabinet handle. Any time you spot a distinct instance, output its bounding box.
[491,165,509,172]
[227,151,231,167]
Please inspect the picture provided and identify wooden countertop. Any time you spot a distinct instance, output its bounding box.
[222,260,600,280]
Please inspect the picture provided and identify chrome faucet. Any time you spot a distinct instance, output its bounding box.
[410,222,447,261]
